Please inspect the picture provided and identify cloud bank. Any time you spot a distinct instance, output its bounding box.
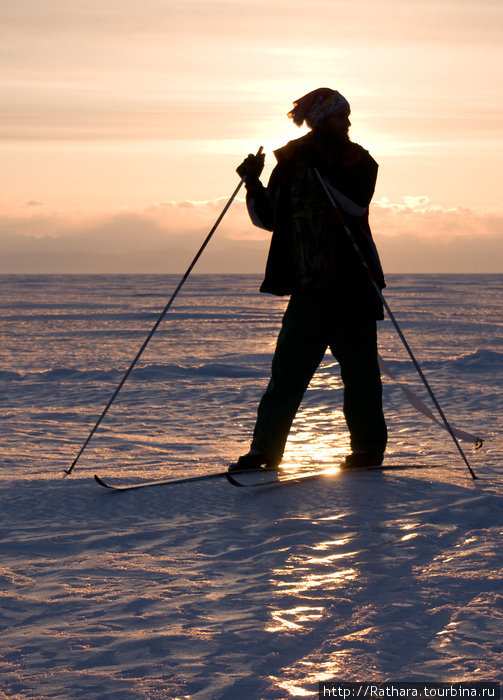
[0,197,501,274]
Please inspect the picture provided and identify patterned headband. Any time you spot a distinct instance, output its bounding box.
[288,88,350,128]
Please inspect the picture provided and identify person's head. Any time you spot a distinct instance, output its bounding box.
[316,107,351,140]
[288,88,351,139]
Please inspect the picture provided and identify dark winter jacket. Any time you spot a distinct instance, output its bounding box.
[245,131,386,319]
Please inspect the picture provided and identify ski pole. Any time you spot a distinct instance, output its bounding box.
[65,147,263,475]
[313,167,478,480]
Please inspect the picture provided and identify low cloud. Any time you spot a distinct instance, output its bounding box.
[0,200,269,274]
[370,197,503,272]
[374,196,502,239]
[0,197,501,274]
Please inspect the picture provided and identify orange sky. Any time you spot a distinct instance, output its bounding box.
[1,0,502,272]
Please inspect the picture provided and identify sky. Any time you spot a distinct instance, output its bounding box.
[1,0,502,273]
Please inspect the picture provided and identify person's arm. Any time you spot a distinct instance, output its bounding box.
[237,153,276,231]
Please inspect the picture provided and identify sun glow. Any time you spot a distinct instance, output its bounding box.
[258,123,310,157]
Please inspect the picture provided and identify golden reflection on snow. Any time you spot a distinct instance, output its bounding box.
[267,406,357,635]
[269,678,313,698]
[401,533,418,541]
[306,550,359,564]
[270,652,347,696]
[274,568,356,595]
[266,519,423,642]
[265,403,427,694]
[268,551,357,632]
[313,538,350,550]
[266,605,324,632]
[282,402,348,470]
[318,514,346,522]
[393,521,420,543]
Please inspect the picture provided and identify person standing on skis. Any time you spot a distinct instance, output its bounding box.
[229,87,387,472]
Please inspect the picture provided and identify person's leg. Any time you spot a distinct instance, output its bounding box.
[329,318,387,458]
[251,293,327,464]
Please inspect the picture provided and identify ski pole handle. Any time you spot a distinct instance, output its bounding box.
[236,146,264,181]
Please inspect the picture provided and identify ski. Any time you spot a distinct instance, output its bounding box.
[94,467,277,491]
[95,463,441,492]
[225,463,441,488]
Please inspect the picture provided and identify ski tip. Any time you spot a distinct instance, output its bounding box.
[94,474,113,488]
[224,472,243,487]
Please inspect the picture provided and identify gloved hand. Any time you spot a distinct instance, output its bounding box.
[236,152,265,181]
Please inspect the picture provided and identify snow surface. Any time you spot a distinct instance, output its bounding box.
[0,274,502,698]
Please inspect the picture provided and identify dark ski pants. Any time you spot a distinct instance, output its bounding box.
[251,292,387,463]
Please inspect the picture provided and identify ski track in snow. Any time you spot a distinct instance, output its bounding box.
[0,274,502,698]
